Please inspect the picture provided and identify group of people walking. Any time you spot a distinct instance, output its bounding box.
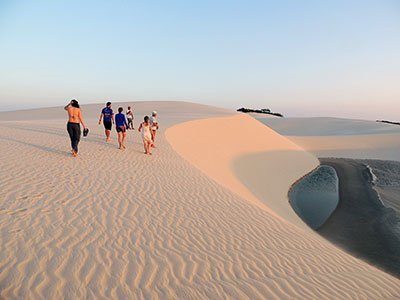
[65,99,159,157]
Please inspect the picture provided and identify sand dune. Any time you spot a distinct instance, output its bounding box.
[259,117,400,160]
[0,101,232,123]
[1,102,399,299]
[166,114,319,229]
[259,117,400,136]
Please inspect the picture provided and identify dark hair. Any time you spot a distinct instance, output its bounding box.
[118,107,123,113]
[144,116,149,122]
[70,99,80,108]
[106,101,111,107]
[128,106,131,109]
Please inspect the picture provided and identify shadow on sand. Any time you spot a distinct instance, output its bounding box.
[0,123,117,149]
[318,158,400,278]
[0,135,70,157]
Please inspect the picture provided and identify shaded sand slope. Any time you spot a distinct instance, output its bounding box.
[166,114,319,229]
[258,117,400,161]
[0,102,399,299]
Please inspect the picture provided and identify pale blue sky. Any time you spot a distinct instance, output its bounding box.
[1,0,399,119]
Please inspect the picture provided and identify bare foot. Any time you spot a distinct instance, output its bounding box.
[72,151,78,157]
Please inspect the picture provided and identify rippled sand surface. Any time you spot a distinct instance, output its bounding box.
[0,103,399,299]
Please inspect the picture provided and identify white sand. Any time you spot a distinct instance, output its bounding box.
[0,102,399,299]
[259,117,400,161]
[166,114,319,230]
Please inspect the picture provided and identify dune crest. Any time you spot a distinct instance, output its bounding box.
[166,114,319,229]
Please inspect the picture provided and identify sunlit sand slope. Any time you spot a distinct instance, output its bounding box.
[166,114,319,229]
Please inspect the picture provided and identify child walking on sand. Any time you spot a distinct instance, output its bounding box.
[115,107,128,150]
[138,116,153,155]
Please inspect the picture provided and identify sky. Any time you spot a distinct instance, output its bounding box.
[0,0,399,119]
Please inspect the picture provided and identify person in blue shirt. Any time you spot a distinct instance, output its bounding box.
[98,101,114,142]
[115,107,128,149]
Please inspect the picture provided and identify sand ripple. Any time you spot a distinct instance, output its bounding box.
[0,113,399,299]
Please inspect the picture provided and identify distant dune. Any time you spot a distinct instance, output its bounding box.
[259,117,400,161]
[259,117,400,136]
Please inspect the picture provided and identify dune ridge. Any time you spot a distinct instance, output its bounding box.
[166,114,319,229]
[0,102,399,299]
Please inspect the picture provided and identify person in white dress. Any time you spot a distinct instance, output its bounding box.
[138,116,153,155]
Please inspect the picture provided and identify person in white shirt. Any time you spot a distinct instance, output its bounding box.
[126,106,134,129]
[149,111,159,146]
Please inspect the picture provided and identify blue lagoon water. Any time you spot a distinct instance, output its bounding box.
[289,165,339,229]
